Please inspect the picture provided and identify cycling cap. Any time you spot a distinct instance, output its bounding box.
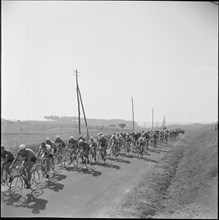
[45,138,50,142]
[79,139,83,143]
[69,136,74,140]
[19,144,26,150]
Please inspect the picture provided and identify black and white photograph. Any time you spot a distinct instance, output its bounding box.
[1,0,218,218]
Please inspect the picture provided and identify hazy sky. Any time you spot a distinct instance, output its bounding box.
[2,1,218,124]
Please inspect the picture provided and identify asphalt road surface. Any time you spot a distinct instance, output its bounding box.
[1,143,173,217]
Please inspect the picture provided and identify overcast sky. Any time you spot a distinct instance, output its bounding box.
[2,1,218,124]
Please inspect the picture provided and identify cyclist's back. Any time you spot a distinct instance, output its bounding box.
[1,148,15,162]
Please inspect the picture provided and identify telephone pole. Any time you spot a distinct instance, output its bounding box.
[75,70,81,135]
[75,69,89,137]
[131,97,135,131]
[78,87,89,138]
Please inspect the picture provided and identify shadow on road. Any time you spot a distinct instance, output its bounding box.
[91,161,121,170]
[1,190,48,215]
[108,157,131,164]
[25,193,48,214]
[47,180,64,192]
[77,167,102,177]
[53,173,67,181]
[65,166,78,172]
[148,147,169,153]
[127,154,158,163]
[118,152,137,158]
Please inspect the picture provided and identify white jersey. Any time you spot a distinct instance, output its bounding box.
[39,144,54,155]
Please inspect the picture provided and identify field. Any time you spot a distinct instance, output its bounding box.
[1,120,127,153]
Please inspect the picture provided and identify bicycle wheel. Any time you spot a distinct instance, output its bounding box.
[9,175,23,199]
[30,169,40,190]
[34,165,45,182]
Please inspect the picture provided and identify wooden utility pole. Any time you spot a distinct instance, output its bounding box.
[152,108,154,130]
[75,70,81,135]
[78,87,89,138]
[131,97,135,131]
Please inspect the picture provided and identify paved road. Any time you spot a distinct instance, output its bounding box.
[1,143,173,217]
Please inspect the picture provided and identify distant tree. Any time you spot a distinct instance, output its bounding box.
[119,123,126,129]
[44,115,60,121]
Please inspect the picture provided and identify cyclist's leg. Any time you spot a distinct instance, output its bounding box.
[25,161,35,185]
[45,157,50,173]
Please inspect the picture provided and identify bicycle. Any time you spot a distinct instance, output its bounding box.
[96,147,107,163]
[124,142,131,155]
[9,165,40,199]
[34,157,55,181]
[53,150,65,168]
[63,148,78,168]
[137,144,144,159]
[110,144,119,160]
[88,148,97,163]
[76,150,90,170]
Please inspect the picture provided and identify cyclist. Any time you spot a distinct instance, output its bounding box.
[9,144,37,189]
[144,131,150,149]
[153,131,158,147]
[109,134,119,157]
[136,136,145,157]
[45,138,57,154]
[66,136,78,164]
[45,138,57,166]
[1,145,14,184]
[97,134,108,162]
[78,139,90,164]
[89,137,98,162]
[124,133,132,154]
[55,135,66,156]
[78,135,86,142]
[36,142,54,178]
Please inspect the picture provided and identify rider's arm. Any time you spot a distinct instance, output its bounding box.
[10,151,20,168]
[36,148,42,158]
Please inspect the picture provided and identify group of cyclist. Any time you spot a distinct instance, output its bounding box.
[1,128,184,189]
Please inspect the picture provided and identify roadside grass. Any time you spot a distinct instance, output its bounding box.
[112,125,218,219]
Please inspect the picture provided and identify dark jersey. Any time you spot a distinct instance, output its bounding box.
[68,139,78,149]
[78,141,90,151]
[126,136,132,142]
[1,150,15,161]
[55,139,66,148]
[98,136,107,146]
